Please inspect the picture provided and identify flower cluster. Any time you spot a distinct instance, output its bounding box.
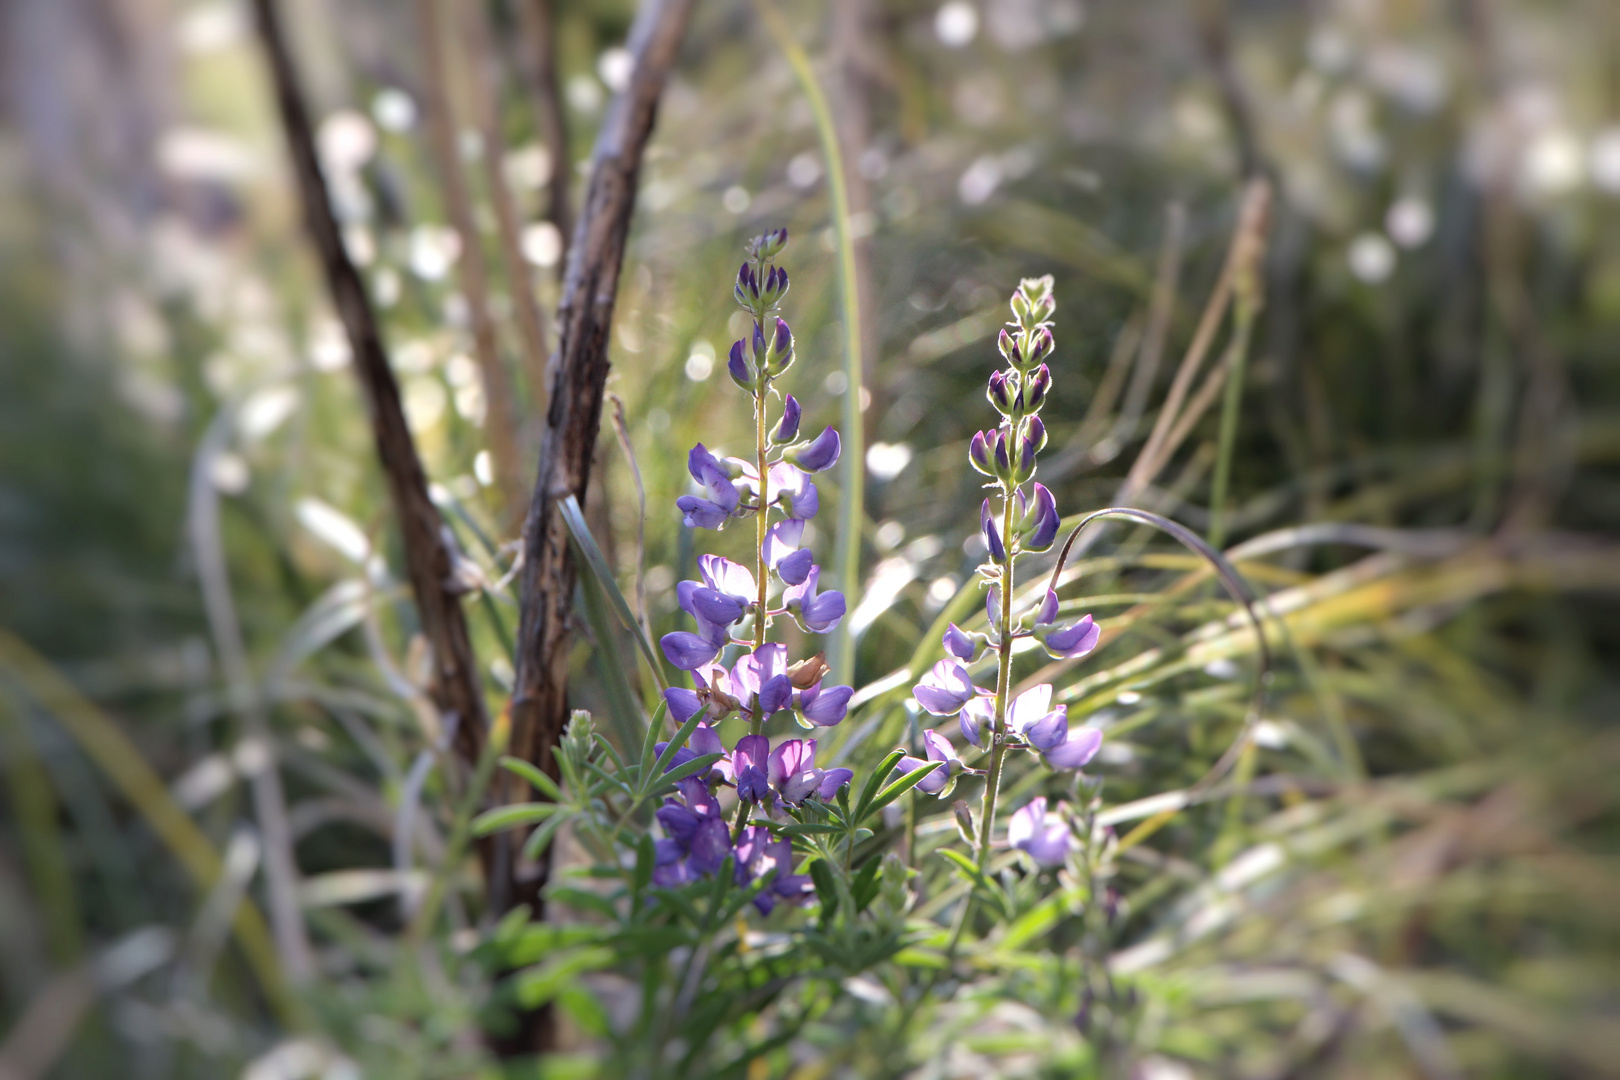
[652,229,854,899]
[910,276,1104,862]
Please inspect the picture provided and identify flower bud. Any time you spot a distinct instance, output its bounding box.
[1024,364,1051,412]
[766,317,795,375]
[1026,326,1055,366]
[986,584,1002,627]
[997,327,1021,366]
[968,430,994,477]
[1016,482,1060,552]
[734,262,759,308]
[981,498,1006,561]
[727,338,755,391]
[772,394,802,443]
[952,799,976,844]
[993,429,1014,481]
[747,227,788,260]
[986,370,1015,415]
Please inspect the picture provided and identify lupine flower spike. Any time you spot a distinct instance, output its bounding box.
[908,276,1106,871]
[654,230,855,898]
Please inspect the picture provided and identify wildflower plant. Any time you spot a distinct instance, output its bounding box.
[474,244,1157,1074]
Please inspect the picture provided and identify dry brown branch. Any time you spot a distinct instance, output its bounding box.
[253,0,489,774]
[507,0,693,860]
[415,0,527,515]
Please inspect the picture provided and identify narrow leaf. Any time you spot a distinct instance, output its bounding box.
[471,802,564,837]
[853,748,907,824]
[560,494,669,692]
[867,763,938,816]
[499,756,562,801]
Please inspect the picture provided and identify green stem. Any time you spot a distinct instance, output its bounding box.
[735,303,772,840]
[976,485,1018,873]
[755,0,864,686]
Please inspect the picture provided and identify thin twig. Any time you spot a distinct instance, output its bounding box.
[253,0,490,774]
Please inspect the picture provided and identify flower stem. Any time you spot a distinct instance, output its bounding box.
[976,481,1018,872]
[736,303,771,839]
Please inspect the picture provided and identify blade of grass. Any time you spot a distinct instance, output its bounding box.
[561,493,668,695]
[754,0,864,686]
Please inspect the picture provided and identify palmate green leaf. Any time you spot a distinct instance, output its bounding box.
[640,710,707,799]
[559,494,668,694]
[638,697,670,782]
[498,756,563,802]
[470,801,566,837]
[937,846,994,891]
[999,895,1064,951]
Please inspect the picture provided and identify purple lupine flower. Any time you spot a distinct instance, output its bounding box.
[1034,588,1061,628]
[769,462,819,520]
[1009,684,1064,746]
[981,499,1006,561]
[734,734,771,803]
[699,554,756,605]
[788,427,840,472]
[959,694,994,747]
[761,519,804,572]
[772,394,802,443]
[677,444,742,529]
[732,643,792,718]
[1008,796,1070,867]
[898,728,960,795]
[1015,417,1044,480]
[913,658,980,715]
[1042,726,1103,771]
[1019,482,1059,552]
[1040,614,1100,659]
[764,317,795,377]
[784,565,845,633]
[768,738,851,806]
[986,584,1002,627]
[997,326,1021,365]
[662,662,742,724]
[795,680,852,727]
[943,622,978,662]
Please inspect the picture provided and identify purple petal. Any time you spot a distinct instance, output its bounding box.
[922,728,958,764]
[664,687,703,724]
[676,496,730,530]
[774,394,802,442]
[687,817,732,876]
[1045,615,1100,659]
[817,768,853,799]
[1043,727,1103,771]
[792,427,841,473]
[942,622,976,662]
[777,548,814,586]
[899,755,948,794]
[660,631,721,671]
[1035,588,1060,627]
[798,683,852,727]
[1023,709,1068,752]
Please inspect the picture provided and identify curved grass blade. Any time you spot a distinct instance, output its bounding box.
[560,494,669,694]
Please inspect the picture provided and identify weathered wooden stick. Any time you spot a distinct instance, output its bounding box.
[507,0,692,840]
